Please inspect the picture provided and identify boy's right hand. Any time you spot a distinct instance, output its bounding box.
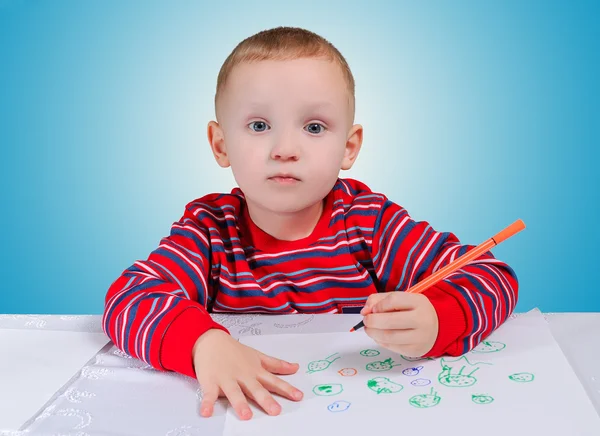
[192,329,303,420]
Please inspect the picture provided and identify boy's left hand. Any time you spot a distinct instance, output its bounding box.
[360,292,439,357]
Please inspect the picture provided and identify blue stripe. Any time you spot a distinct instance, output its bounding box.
[396,225,431,291]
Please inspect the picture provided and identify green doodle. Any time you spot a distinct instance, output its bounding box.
[366,358,401,372]
[360,349,380,357]
[472,340,507,353]
[438,356,489,388]
[472,394,494,405]
[508,372,535,383]
[307,353,340,374]
[312,383,344,396]
[409,387,441,408]
[367,377,404,394]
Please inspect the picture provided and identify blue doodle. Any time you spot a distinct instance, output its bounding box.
[402,366,424,376]
[411,378,432,387]
[327,400,351,413]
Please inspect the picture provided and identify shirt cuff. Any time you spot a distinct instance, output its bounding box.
[159,307,229,378]
[422,283,468,357]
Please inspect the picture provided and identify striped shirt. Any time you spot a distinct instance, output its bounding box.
[103,178,518,378]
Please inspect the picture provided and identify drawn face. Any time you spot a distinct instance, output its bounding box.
[366,358,396,372]
[508,372,534,383]
[402,366,423,376]
[360,349,380,357]
[472,394,494,405]
[367,377,403,394]
[410,378,432,387]
[401,355,426,362]
[327,400,351,412]
[312,384,343,396]
[439,372,477,387]
[409,390,441,408]
[472,340,506,353]
[337,368,357,377]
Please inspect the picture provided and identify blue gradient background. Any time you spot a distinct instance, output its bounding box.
[1,1,598,314]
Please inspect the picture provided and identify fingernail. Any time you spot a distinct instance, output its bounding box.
[241,408,252,419]
[293,390,303,400]
[200,407,211,417]
[372,306,378,313]
[269,405,280,415]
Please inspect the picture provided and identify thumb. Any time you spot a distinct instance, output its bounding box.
[259,352,299,375]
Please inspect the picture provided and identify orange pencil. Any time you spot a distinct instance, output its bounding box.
[350,219,526,332]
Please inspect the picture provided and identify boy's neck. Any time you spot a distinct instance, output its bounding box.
[245,199,324,242]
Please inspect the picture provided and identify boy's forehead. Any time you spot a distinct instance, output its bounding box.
[226,59,348,104]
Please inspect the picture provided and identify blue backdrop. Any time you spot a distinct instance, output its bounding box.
[1,0,598,314]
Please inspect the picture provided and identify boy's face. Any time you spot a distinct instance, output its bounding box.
[208,58,363,215]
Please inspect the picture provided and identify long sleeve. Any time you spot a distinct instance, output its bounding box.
[102,206,228,378]
[369,199,518,356]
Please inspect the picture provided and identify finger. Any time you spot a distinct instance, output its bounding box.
[372,292,423,313]
[199,383,220,418]
[361,293,389,315]
[221,382,253,420]
[259,372,304,401]
[363,311,417,330]
[259,352,299,375]
[240,379,281,416]
[364,326,417,345]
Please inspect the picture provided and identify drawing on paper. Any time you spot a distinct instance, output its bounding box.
[401,355,433,362]
[508,372,535,383]
[337,368,358,377]
[437,356,489,388]
[402,366,424,376]
[472,394,495,405]
[366,358,401,372]
[472,340,507,353]
[367,377,404,394]
[411,378,432,387]
[409,388,441,408]
[327,401,351,412]
[307,353,340,374]
[313,384,344,396]
[360,349,380,357]
[274,314,315,329]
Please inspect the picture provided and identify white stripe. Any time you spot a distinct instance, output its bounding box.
[160,243,208,302]
[432,244,460,273]
[139,295,175,364]
[172,222,210,247]
[375,215,410,278]
[407,232,440,287]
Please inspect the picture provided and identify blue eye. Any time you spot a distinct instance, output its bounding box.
[305,123,326,134]
[248,121,269,132]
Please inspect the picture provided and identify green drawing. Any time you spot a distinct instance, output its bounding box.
[508,372,535,383]
[312,383,343,396]
[472,394,494,405]
[307,353,340,374]
[360,349,380,357]
[437,356,492,388]
[409,387,441,408]
[367,377,404,394]
[401,355,433,362]
[366,358,401,372]
[472,340,507,353]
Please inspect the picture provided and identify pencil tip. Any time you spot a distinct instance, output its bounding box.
[349,328,355,332]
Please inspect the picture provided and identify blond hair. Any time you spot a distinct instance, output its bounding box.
[214,26,355,121]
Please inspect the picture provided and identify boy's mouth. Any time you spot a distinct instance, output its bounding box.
[268,173,301,184]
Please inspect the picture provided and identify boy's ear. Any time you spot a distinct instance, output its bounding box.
[341,124,363,170]
[207,121,230,167]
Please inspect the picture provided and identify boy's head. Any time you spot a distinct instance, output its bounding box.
[207,27,363,216]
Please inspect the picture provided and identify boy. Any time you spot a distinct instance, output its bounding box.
[103,26,518,421]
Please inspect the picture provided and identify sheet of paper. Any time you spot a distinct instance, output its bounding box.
[0,329,109,430]
[223,311,600,436]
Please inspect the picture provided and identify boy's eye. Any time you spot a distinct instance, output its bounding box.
[248,121,269,132]
[305,123,326,135]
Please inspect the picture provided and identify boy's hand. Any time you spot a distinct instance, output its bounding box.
[192,329,303,420]
[360,292,439,357]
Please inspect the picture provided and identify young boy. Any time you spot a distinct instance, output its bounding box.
[103,26,518,421]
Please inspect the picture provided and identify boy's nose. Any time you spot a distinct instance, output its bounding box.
[270,139,300,161]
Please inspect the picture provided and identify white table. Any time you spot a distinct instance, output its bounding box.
[1,312,599,435]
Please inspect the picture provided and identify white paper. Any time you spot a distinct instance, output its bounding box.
[0,329,109,430]
[223,311,600,436]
